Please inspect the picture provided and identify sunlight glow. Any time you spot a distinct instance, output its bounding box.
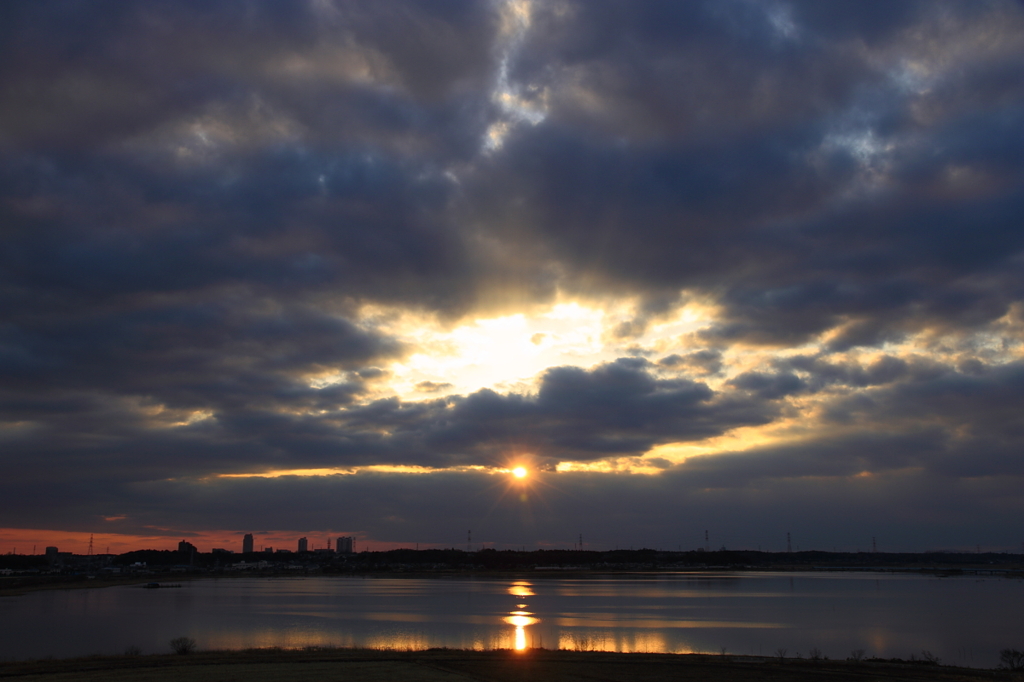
[283,293,1024,480]
[509,581,534,597]
[360,296,716,402]
[215,464,493,479]
[503,611,539,650]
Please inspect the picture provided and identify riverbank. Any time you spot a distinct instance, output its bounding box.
[0,648,1015,682]
[5,562,1023,598]
[0,574,196,597]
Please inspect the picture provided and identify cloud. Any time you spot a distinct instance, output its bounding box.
[1,0,1023,550]
[465,0,1024,349]
[658,350,723,376]
[727,371,806,400]
[0,357,779,490]
[415,381,453,393]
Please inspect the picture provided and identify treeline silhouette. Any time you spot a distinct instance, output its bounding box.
[3,547,1023,572]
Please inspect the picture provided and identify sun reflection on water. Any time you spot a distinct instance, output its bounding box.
[504,581,539,650]
[503,612,540,650]
[508,581,534,597]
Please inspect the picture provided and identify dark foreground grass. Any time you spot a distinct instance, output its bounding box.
[1,648,1019,682]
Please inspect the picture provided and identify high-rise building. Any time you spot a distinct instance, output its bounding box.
[336,536,353,554]
[178,540,197,554]
[297,537,308,553]
[242,533,254,554]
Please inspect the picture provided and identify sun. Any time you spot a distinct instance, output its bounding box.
[512,466,528,479]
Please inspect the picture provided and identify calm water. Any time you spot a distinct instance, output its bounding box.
[1,572,1020,667]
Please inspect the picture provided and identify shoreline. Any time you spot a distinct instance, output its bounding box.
[0,574,201,597]
[4,564,1022,598]
[0,647,1011,682]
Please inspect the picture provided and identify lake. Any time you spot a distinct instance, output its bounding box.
[1,572,1020,667]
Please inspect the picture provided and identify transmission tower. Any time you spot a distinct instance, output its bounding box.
[872,537,877,553]
[88,534,94,556]
[467,530,471,552]
[704,530,710,552]
[786,532,792,553]
[579,533,583,551]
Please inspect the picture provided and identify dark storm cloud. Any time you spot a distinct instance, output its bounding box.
[0,0,507,330]
[658,350,723,376]
[390,357,774,462]
[0,1,509,504]
[1,144,475,310]
[776,354,910,390]
[475,0,1024,346]
[821,360,1024,469]
[2,0,1024,549]
[726,371,805,400]
[0,358,777,486]
[0,0,497,150]
[512,0,882,140]
[3,359,1022,551]
[680,359,1024,489]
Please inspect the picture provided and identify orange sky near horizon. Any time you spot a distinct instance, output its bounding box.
[0,528,425,556]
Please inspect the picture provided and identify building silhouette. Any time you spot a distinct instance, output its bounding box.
[297,537,308,553]
[242,533,254,554]
[336,536,354,554]
[178,540,197,554]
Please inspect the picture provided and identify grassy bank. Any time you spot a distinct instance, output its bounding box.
[0,647,1016,682]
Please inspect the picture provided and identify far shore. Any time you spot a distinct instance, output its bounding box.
[0,647,1013,682]
[4,562,1023,598]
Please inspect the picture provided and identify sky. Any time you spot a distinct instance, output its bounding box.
[2,0,1024,555]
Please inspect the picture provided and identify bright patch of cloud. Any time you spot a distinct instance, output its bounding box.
[363,297,715,399]
[484,0,548,151]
